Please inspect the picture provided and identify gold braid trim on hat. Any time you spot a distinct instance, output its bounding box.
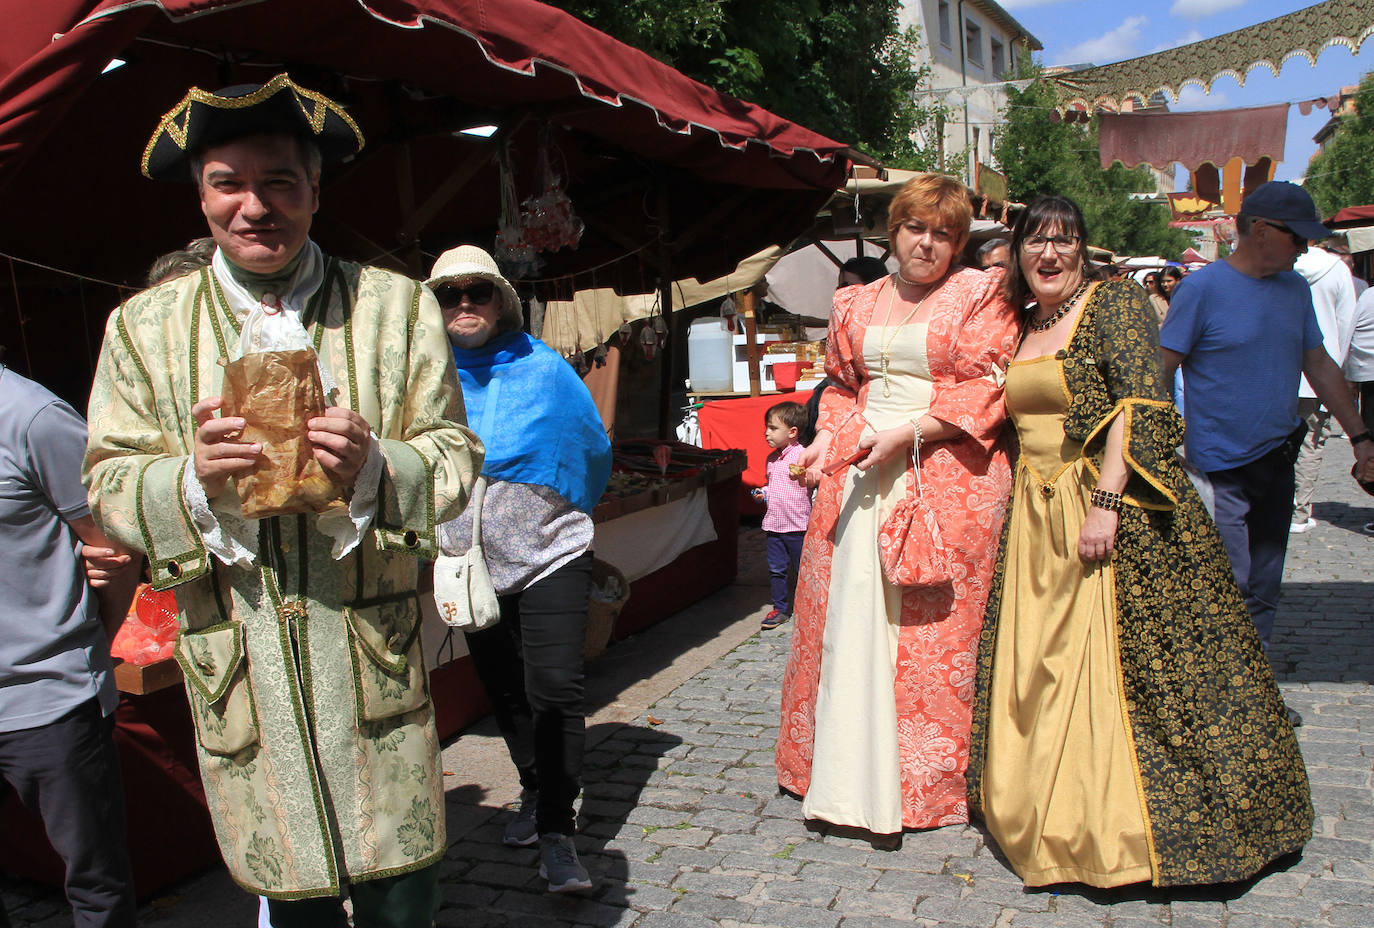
[141,73,365,178]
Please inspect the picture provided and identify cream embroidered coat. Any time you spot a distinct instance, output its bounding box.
[83,259,481,899]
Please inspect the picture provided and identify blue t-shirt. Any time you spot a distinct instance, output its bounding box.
[0,368,116,732]
[1159,260,1322,472]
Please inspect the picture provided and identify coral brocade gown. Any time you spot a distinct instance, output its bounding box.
[798,324,936,834]
[777,268,1015,835]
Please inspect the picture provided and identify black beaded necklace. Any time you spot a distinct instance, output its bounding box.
[1027,279,1092,333]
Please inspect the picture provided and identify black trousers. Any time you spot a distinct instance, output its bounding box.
[464,551,593,836]
[0,699,135,928]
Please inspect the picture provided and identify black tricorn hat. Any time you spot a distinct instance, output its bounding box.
[142,73,365,180]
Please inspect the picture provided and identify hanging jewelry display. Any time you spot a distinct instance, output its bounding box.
[519,124,584,253]
[494,143,539,279]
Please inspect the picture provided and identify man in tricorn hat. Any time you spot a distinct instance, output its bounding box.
[83,74,482,924]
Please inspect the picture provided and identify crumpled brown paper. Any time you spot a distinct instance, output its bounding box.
[221,348,343,519]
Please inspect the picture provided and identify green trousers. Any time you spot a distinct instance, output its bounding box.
[264,862,441,928]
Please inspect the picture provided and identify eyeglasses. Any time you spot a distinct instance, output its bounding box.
[1024,233,1081,256]
[1254,219,1307,248]
[434,281,495,308]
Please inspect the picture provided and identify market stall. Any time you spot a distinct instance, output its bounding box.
[0,0,847,897]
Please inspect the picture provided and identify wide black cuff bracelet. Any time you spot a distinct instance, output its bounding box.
[1090,487,1123,512]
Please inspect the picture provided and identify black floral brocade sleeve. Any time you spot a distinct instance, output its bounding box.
[1071,281,1184,511]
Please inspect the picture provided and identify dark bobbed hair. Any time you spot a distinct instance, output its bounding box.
[765,401,808,432]
[839,256,889,285]
[1001,195,1097,311]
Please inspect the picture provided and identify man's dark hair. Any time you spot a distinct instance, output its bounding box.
[766,401,808,432]
[189,134,323,186]
[976,238,1009,263]
[839,256,889,285]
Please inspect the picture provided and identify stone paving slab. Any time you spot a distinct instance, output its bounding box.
[4,450,1372,926]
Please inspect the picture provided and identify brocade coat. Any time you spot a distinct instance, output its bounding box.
[83,259,481,899]
[776,267,1018,828]
[967,280,1312,885]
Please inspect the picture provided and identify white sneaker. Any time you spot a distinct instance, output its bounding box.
[1289,518,1317,534]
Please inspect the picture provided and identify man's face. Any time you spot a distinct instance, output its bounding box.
[980,244,1009,269]
[1251,219,1309,276]
[198,133,319,274]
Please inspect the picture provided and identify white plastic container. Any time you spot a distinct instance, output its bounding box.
[687,318,734,392]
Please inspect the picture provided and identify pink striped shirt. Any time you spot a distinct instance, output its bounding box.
[761,441,813,533]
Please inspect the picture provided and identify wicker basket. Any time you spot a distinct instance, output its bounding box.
[585,558,629,660]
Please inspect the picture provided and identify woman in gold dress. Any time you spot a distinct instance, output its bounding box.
[966,196,1311,888]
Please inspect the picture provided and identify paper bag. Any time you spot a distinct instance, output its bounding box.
[220,347,343,519]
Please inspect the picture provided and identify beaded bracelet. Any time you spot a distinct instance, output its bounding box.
[911,417,924,452]
[1090,487,1123,512]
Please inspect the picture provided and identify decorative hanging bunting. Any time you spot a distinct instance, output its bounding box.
[1046,0,1374,113]
[1098,104,1288,172]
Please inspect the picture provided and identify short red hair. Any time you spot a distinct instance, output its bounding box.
[887,173,974,254]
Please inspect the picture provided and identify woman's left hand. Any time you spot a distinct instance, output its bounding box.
[854,426,911,471]
[1077,507,1119,563]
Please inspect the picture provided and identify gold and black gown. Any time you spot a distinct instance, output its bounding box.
[967,280,1312,888]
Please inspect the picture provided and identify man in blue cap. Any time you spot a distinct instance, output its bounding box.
[1161,182,1374,722]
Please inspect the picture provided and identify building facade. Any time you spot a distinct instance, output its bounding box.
[899,0,1042,189]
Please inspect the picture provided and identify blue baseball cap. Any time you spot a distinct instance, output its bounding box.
[1238,181,1330,242]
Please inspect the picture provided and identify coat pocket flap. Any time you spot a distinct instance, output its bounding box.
[346,598,421,676]
[175,622,245,706]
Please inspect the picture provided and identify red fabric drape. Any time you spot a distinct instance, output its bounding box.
[1098,104,1289,172]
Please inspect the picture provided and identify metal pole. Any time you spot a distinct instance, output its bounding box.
[656,187,675,439]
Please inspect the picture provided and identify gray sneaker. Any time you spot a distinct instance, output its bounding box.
[539,832,593,893]
[503,789,539,847]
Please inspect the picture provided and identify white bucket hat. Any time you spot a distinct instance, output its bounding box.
[426,245,523,331]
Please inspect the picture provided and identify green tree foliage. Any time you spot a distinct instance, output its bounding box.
[545,0,948,167]
[994,73,1192,259]
[1304,72,1374,217]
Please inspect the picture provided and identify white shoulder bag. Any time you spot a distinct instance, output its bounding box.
[433,475,501,631]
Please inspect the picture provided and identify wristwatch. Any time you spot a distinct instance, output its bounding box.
[1352,431,1374,448]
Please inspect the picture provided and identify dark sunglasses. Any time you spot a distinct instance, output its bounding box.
[434,281,495,308]
[1255,219,1306,248]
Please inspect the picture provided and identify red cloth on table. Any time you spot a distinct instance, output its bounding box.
[697,390,813,514]
[1098,104,1288,171]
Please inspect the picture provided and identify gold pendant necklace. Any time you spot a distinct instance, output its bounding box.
[878,274,940,397]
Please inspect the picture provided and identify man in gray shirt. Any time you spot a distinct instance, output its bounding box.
[0,362,139,927]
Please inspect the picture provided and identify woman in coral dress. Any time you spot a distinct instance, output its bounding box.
[967,196,1310,887]
[775,174,1018,837]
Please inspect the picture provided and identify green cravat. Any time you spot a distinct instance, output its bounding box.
[222,248,304,301]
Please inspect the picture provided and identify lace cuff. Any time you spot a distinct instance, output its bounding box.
[316,434,384,559]
[181,463,257,568]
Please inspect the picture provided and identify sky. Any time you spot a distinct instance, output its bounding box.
[995,0,1374,187]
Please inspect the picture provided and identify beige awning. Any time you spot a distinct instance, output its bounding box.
[538,248,783,356]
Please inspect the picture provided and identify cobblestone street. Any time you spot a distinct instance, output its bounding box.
[4,449,1372,926]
